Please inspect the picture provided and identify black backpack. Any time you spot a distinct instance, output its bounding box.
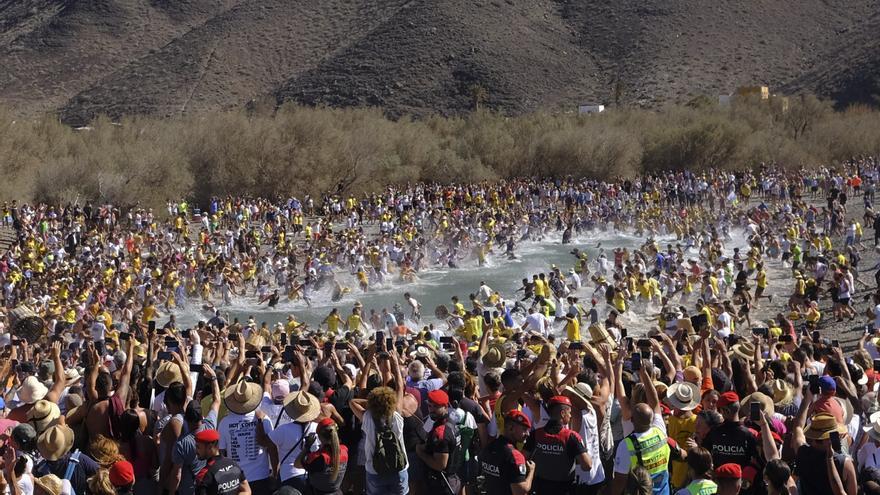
[372,416,407,475]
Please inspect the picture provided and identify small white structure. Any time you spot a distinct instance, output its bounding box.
[578,104,605,114]
[718,95,732,105]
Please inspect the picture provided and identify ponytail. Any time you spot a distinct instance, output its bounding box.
[318,423,341,482]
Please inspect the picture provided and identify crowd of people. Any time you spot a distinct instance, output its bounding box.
[2,160,880,495]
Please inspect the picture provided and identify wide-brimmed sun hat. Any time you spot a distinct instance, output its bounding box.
[18,376,48,404]
[37,424,74,461]
[33,474,63,495]
[282,390,321,423]
[27,399,60,434]
[155,361,183,388]
[564,382,594,405]
[740,392,774,418]
[482,342,506,368]
[223,380,263,415]
[804,413,847,440]
[767,379,795,406]
[730,342,756,361]
[666,382,700,411]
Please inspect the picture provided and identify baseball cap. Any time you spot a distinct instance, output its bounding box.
[715,463,742,479]
[108,460,135,487]
[717,391,740,408]
[427,390,449,407]
[505,410,532,429]
[194,429,220,443]
[312,366,336,390]
[819,376,836,393]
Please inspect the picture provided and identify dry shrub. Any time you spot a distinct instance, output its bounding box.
[1,95,880,207]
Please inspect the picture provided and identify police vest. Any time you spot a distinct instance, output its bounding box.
[624,427,671,494]
[686,479,717,495]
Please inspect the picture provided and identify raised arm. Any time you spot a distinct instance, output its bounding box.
[116,337,136,405]
[640,358,661,413]
[45,341,66,402]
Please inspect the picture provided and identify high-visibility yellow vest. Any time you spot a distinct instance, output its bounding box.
[686,479,717,495]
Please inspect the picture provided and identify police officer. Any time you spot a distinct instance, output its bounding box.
[479,410,536,495]
[524,395,592,494]
[194,429,251,495]
[416,390,461,494]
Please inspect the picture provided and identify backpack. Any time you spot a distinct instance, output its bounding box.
[372,415,406,475]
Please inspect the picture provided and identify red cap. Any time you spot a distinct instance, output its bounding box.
[109,460,135,487]
[548,395,572,408]
[317,418,335,431]
[714,463,742,480]
[427,390,450,407]
[717,391,740,408]
[195,429,220,443]
[505,409,532,429]
[742,465,759,484]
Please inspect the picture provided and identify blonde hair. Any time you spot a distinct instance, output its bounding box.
[318,422,341,482]
[367,386,397,420]
[87,470,115,495]
[89,435,124,469]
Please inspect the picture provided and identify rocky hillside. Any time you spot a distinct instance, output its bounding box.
[0,0,877,125]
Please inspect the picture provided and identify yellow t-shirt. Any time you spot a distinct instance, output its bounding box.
[667,413,697,488]
[565,318,580,341]
[347,314,363,332]
[326,314,342,334]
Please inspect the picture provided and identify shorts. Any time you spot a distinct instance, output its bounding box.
[365,470,408,495]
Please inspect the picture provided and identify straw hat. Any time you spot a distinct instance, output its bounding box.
[666,382,700,411]
[18,376,48,404]
[64,368,82,388]
[223,380,263,415]
[741,392,774,417]
[834,396,854,425]
[767,379,795,406]
[27,399,60,434]
[730,342,756,361]
[156,361,183,388]
[282,390,321,423]
[564,382,594,405]
[865,414,880,442]
[37,424,74,461]
[482,342,506,368]
[804,413,847,440]
[33,474,63,495]
[588,324,617,350]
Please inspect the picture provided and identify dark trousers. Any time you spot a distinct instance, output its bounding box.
[281,475,309,493]
[426,471,461,495]
[250,477,278,494]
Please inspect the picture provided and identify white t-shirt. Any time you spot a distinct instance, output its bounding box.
[362,410,408,475]
[90,322,107,341]
[716,312,732,338]
[267,420,319,481]
[218,411,273,481]
[258,394,290,428]
[857,441,880,472]
[575,407,605,486]
[613,413,667,473]
[524,313,546,334]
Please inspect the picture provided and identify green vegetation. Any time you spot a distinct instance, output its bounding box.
[1,95,879,207]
